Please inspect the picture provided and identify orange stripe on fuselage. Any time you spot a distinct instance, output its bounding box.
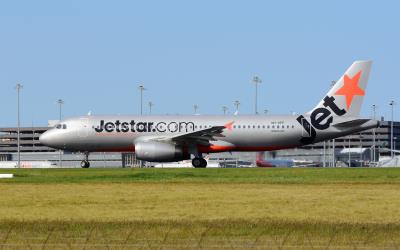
[197,145,294,153]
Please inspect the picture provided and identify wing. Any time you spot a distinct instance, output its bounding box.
[145,121,234,146]
[171,125,226,144]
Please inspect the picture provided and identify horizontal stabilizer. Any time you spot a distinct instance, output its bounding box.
[333,119,371,129]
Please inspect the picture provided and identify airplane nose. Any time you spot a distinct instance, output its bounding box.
[39,131,51,146]
[39,129,66,149]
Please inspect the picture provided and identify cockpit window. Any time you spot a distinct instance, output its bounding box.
[55,124,67,129]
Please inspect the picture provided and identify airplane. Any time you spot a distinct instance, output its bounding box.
[39,61,379,168]
[255,151,294,168]
[255,151,316,168]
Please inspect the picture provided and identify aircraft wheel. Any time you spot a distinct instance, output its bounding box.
[192,158,207,168]
[200,158,207,168]
[81,160,90,168]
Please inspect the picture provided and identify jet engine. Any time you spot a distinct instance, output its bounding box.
[135,141,190,162]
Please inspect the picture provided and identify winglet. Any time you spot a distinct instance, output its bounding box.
[224,121,235,131]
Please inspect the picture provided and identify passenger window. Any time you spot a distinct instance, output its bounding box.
[292,125,294,128]
[56,124,62,129]
[262,125,265,129]
[287,125,289,129]
[63,124,67,129]
[267,125,270,129]
[238,125,241,128]
[272,125,275,129]
[253,125,255,128]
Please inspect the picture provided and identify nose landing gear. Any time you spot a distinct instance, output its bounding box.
[81,160,90,168]
[81,152,90,168]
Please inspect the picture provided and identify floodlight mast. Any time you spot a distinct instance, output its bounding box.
[15,83,23,168]
[193,104,199,115]
[234,100,240,113]
[138,85,146,115]
[331,80,336,167]
[390,100,396,158]
[252,76,262,114]
[148,101,154,114]
[372,104,377,162]
[57,99,64,167]
[222,106,228,115]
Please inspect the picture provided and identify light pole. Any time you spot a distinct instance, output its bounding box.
[57,99,64,167]
[332,138,335,167]
[193,104,199,114]
[138,85,146,115]
[348,136,351,167]
[327,140,331,167]
[234,100,240,113]
[15,84,23,168]
[359,133,363,166]
[252,76,262,114]
[137,85,146,168]
[148,101,154,115]
[323,140,326,167]
[390,100,395,158]
[372,104,377,162]
[222,106,228,115]
[331,80,336,167]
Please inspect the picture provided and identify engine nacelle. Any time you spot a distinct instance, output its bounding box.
[135,141,190,162]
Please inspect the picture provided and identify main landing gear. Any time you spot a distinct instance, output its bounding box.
[81,152,90,168]
[192,157,207,168]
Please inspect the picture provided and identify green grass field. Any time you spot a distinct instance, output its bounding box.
[1,167,400,249]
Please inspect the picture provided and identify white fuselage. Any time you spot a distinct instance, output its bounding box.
[39,114,377,156]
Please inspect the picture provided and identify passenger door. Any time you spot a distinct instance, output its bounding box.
[78,118,89,138]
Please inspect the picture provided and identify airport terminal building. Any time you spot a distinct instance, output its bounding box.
[0,125,126,167]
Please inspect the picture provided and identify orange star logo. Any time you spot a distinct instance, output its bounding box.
[335,71,365,109]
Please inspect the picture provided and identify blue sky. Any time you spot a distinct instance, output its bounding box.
[0,0,399,127]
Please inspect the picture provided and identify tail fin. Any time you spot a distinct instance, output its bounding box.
[308,61,372,117]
